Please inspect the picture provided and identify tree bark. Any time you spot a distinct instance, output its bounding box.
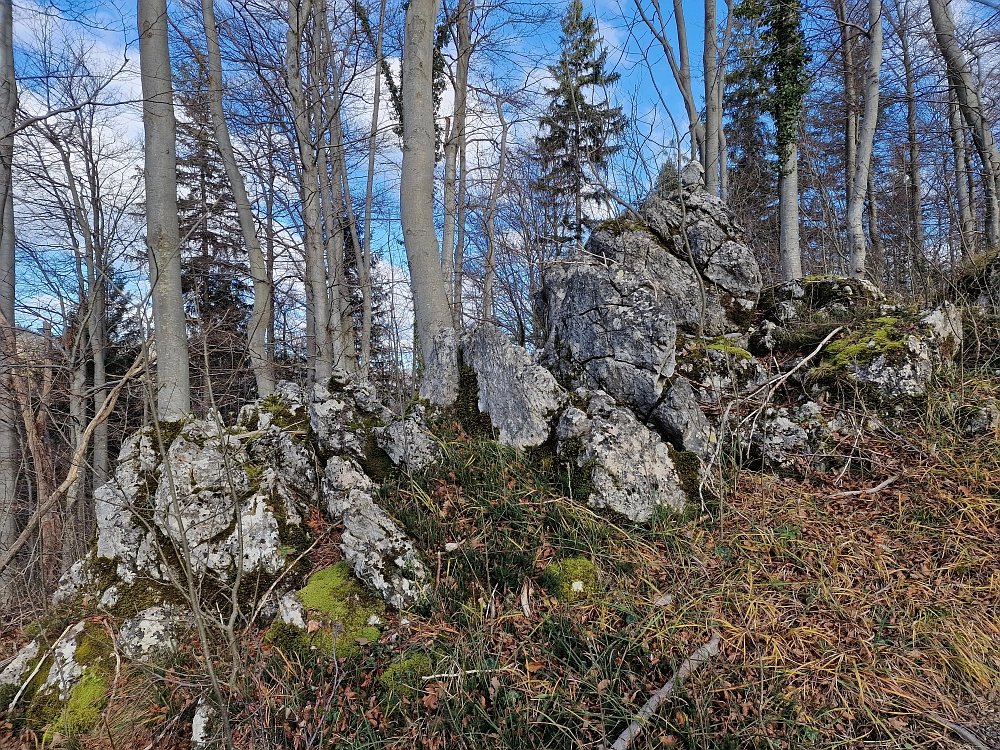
[847,0,882,279]
[835,0,858,211]
[929,0,1000,248]
[451,0,471,324]
[483,99,509,321]
[0,0,18,606]
[949,82,975,257]
[703,0,720,195]
[202,0,274,396]
[401,0,454,365]
[287,0,333,383]
[779,142,802,280]
[139,0,190,419]
[897,4,925,277]
[360,0,388,375]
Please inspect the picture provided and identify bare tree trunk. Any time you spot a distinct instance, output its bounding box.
[202,0,274,396]
[0,0,18,606]
[847,0,882,279]
[360,0,388,375]
[451,0,471,325]
[63,360,87,569]
[401,0,454,366]
[929,0,1000,248]
[483,99,509,322]
[867,161,884,283]
[897,4,925,277]
[139,0,190,419]
[287,0,333,383]
[719,62,728,202]
[949,82,975,257]
[703,0,720,195]
[779,142,803,279]
[835,0,857,211]
[634,0,704,160]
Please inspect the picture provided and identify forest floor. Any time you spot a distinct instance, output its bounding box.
[1,364,999,750]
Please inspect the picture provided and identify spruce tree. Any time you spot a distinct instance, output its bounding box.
[534,0,627,253]
[174,61,252,415]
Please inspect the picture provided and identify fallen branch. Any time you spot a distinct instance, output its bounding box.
[924,714,993,750]
[609,631,721,750]
[9,623,75,709]
[829,474,900,499]
[0,352,146,580]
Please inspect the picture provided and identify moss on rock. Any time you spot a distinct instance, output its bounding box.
[265,562,385,658]
[47,671,109,738]
[540,557,599,603]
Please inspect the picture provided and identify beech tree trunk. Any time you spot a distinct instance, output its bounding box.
[949,83,975,257]
[779,142,802,280]
[847,0,882,279]
[401,0,454,365]
[287,0,333,383]
[929,0,1000,248]
[897,5,925,276]
[483,99,509,321]
[360,0,388,374]
[835,0,858,212]
[703,0,720,195]
[202,0,274,396]
[0,0,17,605]
[139,0,190,419]
[451,0,471,325]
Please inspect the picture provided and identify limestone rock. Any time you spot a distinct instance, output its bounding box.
[744,408,812,471]
[323,457,428,608]
[52,558,92,606]
[0,639,40,687]
[118,605,185,659]
[40,622,87,701]
[649,378,716,459]
[815,303,963,399]
[763,275,885,325]
[418,327,460,407]
[540,189,760,453]
[375,404,440,472]
[461,324,566,449]
[556,391,687,522]
[960,400,1000,437]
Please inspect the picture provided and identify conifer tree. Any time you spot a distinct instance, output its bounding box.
[534,0,627,253]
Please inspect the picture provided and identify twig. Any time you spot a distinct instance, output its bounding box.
[924,714,992,750]
[743,326,845,409]
[828,474,900,499]
[609,631,721,750]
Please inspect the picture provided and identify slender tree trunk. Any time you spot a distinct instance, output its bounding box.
[847,0,882,279]
[441,116,457,286]
[483,100,509,321]
[779,142,802,280]
[867,161,884,283]
[835,0,858,210]
[703,0,720,195]
[898,7,925,276]
[360,0,388,375]
[202,0,274,396]
[139,0,190,418]
[719,62,728,201]
[672,0,704,159]
[401,0,454,365]
[929,0,1000,248]
[949,83,975,257]
[287,0,333,383]
[63,360,87,570]
[451,0,471,325]
[0,0,18,606]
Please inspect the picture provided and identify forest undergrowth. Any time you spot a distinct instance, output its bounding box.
[1,362,998,750]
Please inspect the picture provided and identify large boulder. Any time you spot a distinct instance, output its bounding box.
[555,391,689,522]
[540,186,761,454]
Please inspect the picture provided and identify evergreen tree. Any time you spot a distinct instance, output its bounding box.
[174,61,253,416]
[534,0,627,253]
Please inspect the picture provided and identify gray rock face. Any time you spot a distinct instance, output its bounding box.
[540,189,761,455]
[556,391,688,522]
[961,400,1000,436]
[0,639,39,687]
[375,404,440,472]
[323,456,428,608]
[744,408,812,471]
[461,324,566,449]
[650,378,716,459]
[831,303,963,399]
[765,275,884,325]
[418,327,461,407]
[118,605,185,659]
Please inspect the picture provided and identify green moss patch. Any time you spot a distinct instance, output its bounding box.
[265,562,385,658]
[540,557,599,603]
[378,653,432,695]
[47,671,109,738]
